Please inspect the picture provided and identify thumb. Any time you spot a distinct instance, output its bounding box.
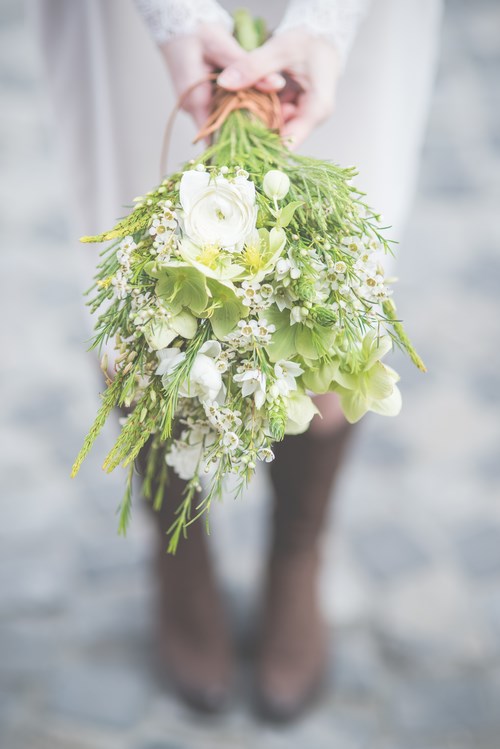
[217,38,287,90]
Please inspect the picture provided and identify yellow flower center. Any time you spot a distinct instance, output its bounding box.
[197,244,220,268]
[97,277,113,288]
[243,241,263,271]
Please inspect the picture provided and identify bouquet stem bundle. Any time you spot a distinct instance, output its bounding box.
[72,11,424,553]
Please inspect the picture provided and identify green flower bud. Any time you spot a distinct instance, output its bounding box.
[310,306,338,326]
[296,276,316,301]
[263,169,290,200]
[269,400,287,441]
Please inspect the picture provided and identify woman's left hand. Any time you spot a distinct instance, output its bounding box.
[217,29,340,148]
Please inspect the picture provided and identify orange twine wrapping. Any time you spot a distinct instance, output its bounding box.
[160,74,282,176]
[193,84,282,143]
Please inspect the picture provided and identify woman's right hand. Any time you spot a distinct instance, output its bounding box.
[160,23,285,131]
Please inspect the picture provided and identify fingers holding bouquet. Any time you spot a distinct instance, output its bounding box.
[217,28,340,148]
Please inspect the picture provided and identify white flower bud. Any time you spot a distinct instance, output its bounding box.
[263,170,290,200]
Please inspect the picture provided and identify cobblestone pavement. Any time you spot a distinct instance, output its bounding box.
[1,1,500,747]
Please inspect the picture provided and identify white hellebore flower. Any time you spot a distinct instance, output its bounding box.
[179,170,257,250]
[263,170,290,200]
[156,340,223,403]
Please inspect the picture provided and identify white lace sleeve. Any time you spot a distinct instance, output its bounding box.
[275,0,370,68]
[134,0,233,45]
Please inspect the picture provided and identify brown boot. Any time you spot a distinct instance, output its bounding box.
[255,422,353,721]
[138,447,234,713]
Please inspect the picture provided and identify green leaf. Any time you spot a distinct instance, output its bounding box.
[156,266,208,315]
[365,361,395,400]
[156,275,182,314]
[265,306,289,330]
[268,326,297,361]
[312,324,338,356]
[277,200,304,228]
[170,309,198,339]
[295,325,319,359]
[369,385,402,417]
[337,387,369,424]
[207,278,246,338]
[301,359,339,393]
[335,369,361,391]
[265,306,297,361]
[285,390,320,435]
[143,318,177,350]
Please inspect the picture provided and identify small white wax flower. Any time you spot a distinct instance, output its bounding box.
[257,447,275,463]
[222,431,239,451]
[263,170,290,200]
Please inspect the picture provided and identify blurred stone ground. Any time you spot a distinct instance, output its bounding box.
[1,0,500,747]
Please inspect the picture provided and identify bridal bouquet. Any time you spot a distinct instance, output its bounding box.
[71,13,424,552]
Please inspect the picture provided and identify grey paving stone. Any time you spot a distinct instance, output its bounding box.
[79,539,149,582]
[46,662,151,729]
[0,546,75,616]
[475,450,500,483]
[350,523,431,582]
[0,621,60,686]
[455,523,500,578]
[329,629,383,700]
[390,674,500,744]
[9,386,73,427]
[135,742,192,749]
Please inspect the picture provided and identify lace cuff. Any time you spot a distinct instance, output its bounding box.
[134,0,233,45]
[275,0,370,67]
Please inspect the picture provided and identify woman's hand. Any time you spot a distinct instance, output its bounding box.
[217,29,340,148]
[160,23,286,130]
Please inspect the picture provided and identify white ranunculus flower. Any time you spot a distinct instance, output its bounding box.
[179,170,257,250]
[156,340,223,403]
[156,346,185,377]
[166,424,214,480]
[166,441,203,481]
[180,340,223,402]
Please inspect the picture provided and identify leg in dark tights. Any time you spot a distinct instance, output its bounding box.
[139,447,234,713]
[256,394,354,721]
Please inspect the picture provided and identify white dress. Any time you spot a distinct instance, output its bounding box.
[30,0,443,328]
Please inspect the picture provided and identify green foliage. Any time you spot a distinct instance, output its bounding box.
[71,374,124,478]
[156,266,208,315]
[206,278,246,338]
[276,200,304,228]
[382,299,427,372]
